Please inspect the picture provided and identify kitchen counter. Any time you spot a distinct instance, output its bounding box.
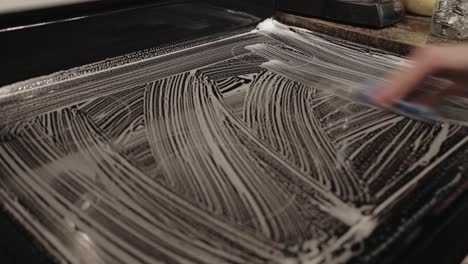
[275,12,465,55]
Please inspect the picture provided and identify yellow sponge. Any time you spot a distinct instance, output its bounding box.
[404,0,437,16]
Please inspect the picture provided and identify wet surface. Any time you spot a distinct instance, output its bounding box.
[1,18,467,263]
[0,0,260,87]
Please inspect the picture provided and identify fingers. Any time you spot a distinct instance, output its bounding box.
[373,47,442,106]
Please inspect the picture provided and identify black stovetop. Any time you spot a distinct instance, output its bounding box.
[0,1,467,264]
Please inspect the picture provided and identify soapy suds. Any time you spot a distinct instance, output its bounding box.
[0,19,467,264]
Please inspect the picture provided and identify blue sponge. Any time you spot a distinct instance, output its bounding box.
[357,80,435,123]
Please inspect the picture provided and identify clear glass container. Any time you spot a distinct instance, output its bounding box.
[431,0,468,39]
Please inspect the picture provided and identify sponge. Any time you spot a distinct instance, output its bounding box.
[404,0,437,16]
[357,80,436,123]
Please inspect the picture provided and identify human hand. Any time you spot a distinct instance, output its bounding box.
[373,45,468,107]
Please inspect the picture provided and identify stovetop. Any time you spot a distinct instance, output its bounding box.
[0,1,467,264]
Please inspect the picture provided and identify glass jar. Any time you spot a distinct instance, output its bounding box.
[431,0,468,39]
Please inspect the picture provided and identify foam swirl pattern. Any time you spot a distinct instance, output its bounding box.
[0,19,467,264]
